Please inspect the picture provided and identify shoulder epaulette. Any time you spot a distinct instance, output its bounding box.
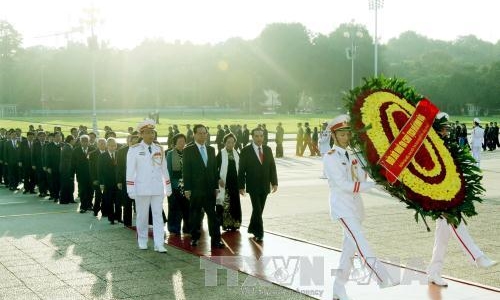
[130,144,140,148]
[327,149,336,155]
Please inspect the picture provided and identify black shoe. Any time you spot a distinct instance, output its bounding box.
[29,191,36,194]
[110,220,115,225]
[69,200,77,203]
[23,190,28,194]
[254,236,263,242]
[79,209,87,214]
[211,241,225,249]
[190,239,199,246]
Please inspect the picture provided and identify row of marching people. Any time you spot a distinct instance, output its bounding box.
[0,126,138,225]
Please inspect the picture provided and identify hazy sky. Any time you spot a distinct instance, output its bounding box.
[2,0,500,48]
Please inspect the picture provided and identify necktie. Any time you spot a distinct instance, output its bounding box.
[111,153,116,164]
[258,147,264,163]
[200,146,207,166]
[345,151,350,161]
[148,146,152,154]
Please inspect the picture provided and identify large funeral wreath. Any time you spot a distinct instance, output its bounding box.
[345,76,484,228]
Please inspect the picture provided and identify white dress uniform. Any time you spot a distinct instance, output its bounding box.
[126,140,172,250]
[428,218,485,279]
[470,120,484,167]
[323,115,397,299]
[319,128,331,155]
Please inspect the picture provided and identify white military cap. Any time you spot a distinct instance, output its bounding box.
[328,114,350,132]
[137,119,156,132]
[436,112,451,128]
[473,117,481,124]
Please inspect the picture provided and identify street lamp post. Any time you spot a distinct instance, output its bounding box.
[82,6,101,135]
[344,22,363,90]
[369,0,384,77]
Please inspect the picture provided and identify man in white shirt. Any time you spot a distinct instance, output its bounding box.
[126,119,172,253]
[470,118,484,167]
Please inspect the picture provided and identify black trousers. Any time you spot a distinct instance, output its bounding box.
[104,186,121,222]
[23,167,36,192]
[92,185,104,216]
[36,168,48,195]
[248,193,268,238]
[118,188,133,226]
[77,178,93,210]
[8,163,19,189]
[167,188,190,234]
[189,192,220,242]
[49,170,61,200]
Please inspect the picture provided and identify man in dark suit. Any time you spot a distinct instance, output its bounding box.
[89,138,107,217]
[98,137,120,224]
[72,135,93,213]
[238,127,278,242]
[32,131,48,197]
[0,128,7,186]
[5,129,21,191]
[45,131,62,202]
[182,124,224,248]
[116,133,139,226]
[59,135,76,204]
[20,131,37,194]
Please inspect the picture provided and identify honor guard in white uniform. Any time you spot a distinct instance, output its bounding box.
[427,114,497,287]
[126,119,172,253]
[323,114,398,300]
[318,122,331,179]
[470,118,484,167]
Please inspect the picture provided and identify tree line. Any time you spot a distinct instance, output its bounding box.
[1,20,500,115]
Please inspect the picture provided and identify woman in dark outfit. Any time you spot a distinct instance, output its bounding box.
[216,133,241,231]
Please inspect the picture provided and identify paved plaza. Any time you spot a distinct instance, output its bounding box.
[0,141,499,299]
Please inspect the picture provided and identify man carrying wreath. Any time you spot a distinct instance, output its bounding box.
[324,114,399,300]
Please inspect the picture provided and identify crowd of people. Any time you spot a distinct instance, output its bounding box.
[0,120,278,251]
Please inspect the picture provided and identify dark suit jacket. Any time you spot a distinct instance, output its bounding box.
[45,142,61,172]
[59,143,74,178]
[72,146,91,183]
[98,151,117,188]
[89,150,104,185]
[238,143,278,194]
[115,145,128,185]
[182,143,218,198]
[5,139,20,166]
[20,140,34,170]
[32,140,45,169]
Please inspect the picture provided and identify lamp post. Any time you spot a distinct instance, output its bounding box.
[82,6,101,135]
[369,0,384,77]
[344,22,363,90]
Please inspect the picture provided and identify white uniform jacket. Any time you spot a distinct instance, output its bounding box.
[323,145,374,221]
[319,129,331,155]
[470,126,484,147]
[126,141,172,198]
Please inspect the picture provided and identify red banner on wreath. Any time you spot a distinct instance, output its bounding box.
[378,98,439,184]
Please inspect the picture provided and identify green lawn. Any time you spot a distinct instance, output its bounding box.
[1,114,331,137]
[1,113,497,137]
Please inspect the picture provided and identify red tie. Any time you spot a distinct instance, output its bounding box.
[258,147,264,163]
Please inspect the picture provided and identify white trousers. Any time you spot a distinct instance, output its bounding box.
[135,195,165,248]
[428,218,484,276]
[333,217,392,293]
[471,146,482,167]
